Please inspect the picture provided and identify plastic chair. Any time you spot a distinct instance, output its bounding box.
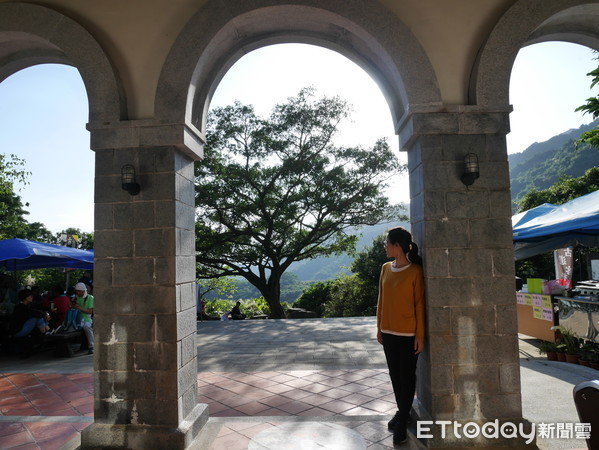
[573,380,599,450]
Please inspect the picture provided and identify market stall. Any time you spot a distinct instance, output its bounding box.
[0,238,94,271]
[515,291,558,342]
[512,191,599,341]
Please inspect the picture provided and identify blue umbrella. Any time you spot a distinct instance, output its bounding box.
[512,190,599,260]
[0,238,94,271]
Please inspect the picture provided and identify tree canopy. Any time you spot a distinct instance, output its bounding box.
[576,56,599,148]
[516,166,599,212]
[195,88,406,318]
[0,153,51,241]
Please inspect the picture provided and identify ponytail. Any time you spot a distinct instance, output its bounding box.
[407,242,423,265]
[386,226,423,266]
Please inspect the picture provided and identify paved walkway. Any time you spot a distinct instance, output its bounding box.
[0,317,597,449]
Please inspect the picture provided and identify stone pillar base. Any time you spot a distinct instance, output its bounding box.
[81,404,209,449]
[413,418,536,448]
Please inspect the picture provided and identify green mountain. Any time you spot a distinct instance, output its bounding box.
[509,119,599,206]
[289,220,408,281]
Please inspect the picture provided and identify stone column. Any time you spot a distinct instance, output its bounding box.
[399,107,534,448]
[81,122,208,449]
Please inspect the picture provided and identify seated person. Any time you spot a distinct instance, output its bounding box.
[230,301,246,320]
[73,282,94,354]
[9,289,50,338]
[62,300,83,332]
[45,285,72,328]
[30,285,44,310]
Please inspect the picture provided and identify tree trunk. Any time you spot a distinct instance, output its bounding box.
[261,275,285,319]
[266,296,286,319]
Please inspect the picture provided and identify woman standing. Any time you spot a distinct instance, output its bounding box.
[376,227,425,445]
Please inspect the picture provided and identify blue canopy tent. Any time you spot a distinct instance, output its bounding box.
[0,238,94,271]
[512,190,599,260]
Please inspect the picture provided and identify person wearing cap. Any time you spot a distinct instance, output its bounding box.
[73,282,94,354]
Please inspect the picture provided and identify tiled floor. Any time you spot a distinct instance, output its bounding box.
[0,372,94,449]
[0,368,405,449]
[0,318,597,449]
[198,369,396,418]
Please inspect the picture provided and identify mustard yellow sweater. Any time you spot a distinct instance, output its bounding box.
[376,262,425,340]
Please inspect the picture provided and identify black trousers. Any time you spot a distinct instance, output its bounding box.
[382,333,419,423]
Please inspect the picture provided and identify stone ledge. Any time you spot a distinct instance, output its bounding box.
[87,120,205,160]
[80,403,208,449]
[397,106,513,151]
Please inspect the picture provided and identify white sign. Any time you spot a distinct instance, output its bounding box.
[592,259,599,279]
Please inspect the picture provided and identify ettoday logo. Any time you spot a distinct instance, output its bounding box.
[416,420,591,444]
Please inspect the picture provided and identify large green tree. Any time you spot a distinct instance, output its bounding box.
[576,56,599,148]
[0,153,51,241]
[195,88,405,318]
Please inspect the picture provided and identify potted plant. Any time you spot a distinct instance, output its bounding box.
[555,343,567,362]
[562,331,581,364]
[538,340,558,361]
[553,326,581,364]
[579,341,595,367]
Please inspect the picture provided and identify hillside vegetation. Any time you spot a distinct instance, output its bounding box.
[509,118,599,206]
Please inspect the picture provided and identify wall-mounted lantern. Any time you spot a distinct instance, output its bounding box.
[121,164,141,195]
[460,153,480,186]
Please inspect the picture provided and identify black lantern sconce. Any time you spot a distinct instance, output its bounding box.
[121,164,141,195]
[460,153,480,186]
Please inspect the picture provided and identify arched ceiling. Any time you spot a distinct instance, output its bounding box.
[1,0,597,122]
[0,0,520,119]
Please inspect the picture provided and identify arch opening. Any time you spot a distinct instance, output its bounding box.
[0,2,125,123]
[198,42,411,304]
[0,63,94,235]
[155,0,441,139]
[472,1,599,108]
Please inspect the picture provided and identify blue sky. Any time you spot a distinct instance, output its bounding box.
[0,42,596,233]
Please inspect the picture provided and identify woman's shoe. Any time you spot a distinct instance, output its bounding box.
[393,422,408,445]
[388,411,401,431]
[388,411,412,431]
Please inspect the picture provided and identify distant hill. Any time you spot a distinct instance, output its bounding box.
[509,119,599,206]
[289,219,409,281]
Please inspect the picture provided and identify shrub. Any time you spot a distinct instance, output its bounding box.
[203,297,275,318]
[293,281,333,317]
[240,297,271,317]
[324,274,378,318]
[204,299,235,317]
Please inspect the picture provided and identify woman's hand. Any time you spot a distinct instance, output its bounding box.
[376,330,383,345]
[414,337,424,354]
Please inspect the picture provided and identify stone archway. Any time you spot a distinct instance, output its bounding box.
[0,2,125,122]
[471,0,599,108]
[150,1,447,448]
[155,0,441,138]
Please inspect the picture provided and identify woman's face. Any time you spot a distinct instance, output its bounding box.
[384,238,400,258]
